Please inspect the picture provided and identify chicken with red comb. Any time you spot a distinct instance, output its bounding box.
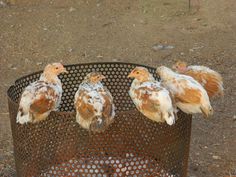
[128,67,176,125]
[17,63,68,124]
[173,60,224,98]
[74,72,115,133]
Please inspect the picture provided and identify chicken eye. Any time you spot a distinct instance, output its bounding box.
[136,71,140,74]
[55,67,59,70]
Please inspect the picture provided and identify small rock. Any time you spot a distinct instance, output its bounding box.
[36,62,43,65]
[213,143,220,146]
[8,64,17,70]
[43,27,48,31]
[0,1,7,8]
[212,155,221,160]
[24,58,30,63]
[68,48,73,53]
[194,18,201,21]
[112,58,118,62]
[180,52,185,56]
[69,7,76,12]
[204,146,208,149]
[102,22,113,27]
[56,13,60,18]
[233,115,236,121]
[139,19,147,24]
[97,55,103,58]
[152,44,175,51]
[143,9,148,14]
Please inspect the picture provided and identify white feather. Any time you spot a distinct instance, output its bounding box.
[75,80,115,130]
[129,78,175,125]
[17,78,62,124]
[157,66,212,115]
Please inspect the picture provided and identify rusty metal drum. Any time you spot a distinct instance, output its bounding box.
[7,62,192,177]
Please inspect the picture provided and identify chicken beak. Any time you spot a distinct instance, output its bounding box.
[100,75,106,80]
[127,73,133,78]
[62,67,69,73]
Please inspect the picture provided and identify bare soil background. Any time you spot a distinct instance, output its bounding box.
[0,0,235,176]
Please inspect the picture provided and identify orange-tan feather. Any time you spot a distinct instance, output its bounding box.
[134,87,163,122]
[30,96,55,115]
[76,100,95,119]
[185,70,223,98]
[156,66,213,117]
[28,86,59,122]
[101,93,114,120]
[74,80,115,132]
[175,88,201,104]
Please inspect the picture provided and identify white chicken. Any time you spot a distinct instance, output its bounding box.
[17,63,68,124]
[128,67,176,125]
[74,72,115,132]
[156,66,213,117]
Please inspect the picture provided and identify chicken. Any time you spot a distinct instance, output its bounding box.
[128,67,176,125]
[156,66,213,117]
[17,63,68,124]
[172,61,224,98]
[74,72,115,133]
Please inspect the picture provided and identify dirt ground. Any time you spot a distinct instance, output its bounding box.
[0,0,235,176]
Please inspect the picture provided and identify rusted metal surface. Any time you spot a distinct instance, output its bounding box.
[7,62,192,177]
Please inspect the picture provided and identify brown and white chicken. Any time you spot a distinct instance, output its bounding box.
[156,66,213,117]
[17,63,68,124]
[74,72,115,132]
[128,67,176,125]
[173,61,224,98]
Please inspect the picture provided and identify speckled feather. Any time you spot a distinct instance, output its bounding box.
[74,80,115,132]
[157,66,213,117]
[173,61,224,98]
[17,79,62,124]
[183,65,223,98]
[129,73,176,126]
[16,63,66,124]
